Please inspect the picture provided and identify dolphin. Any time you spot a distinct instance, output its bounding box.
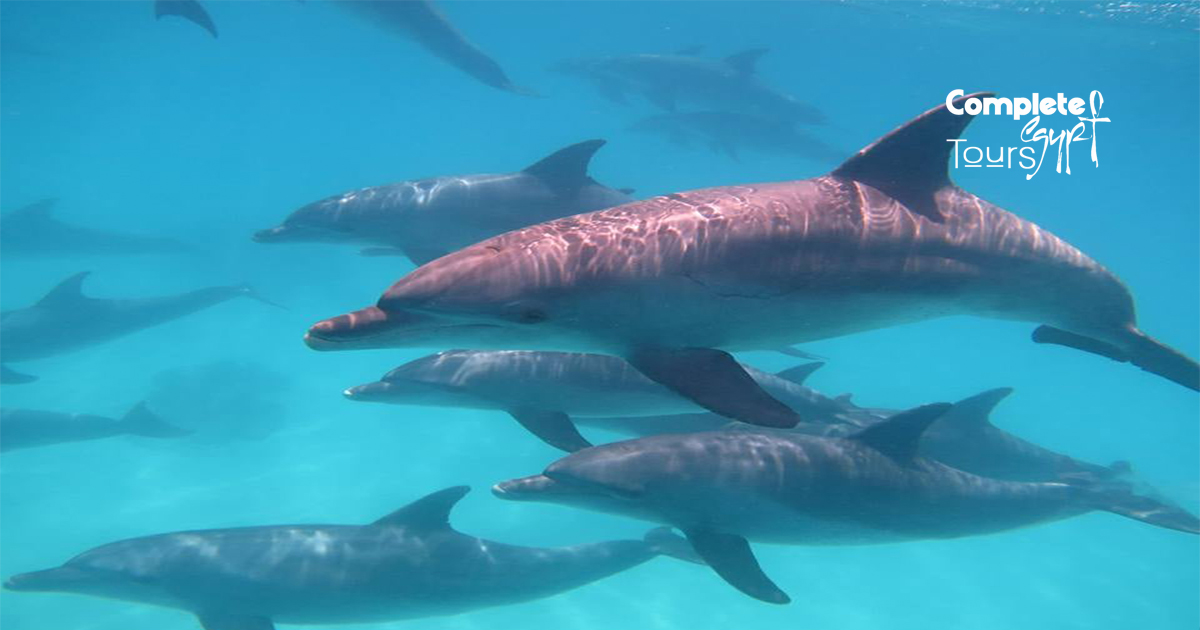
[1,272,276,383]
[306,93,1198,430]
[333,0,534,95]
[254,140,634,265]
[628,111,844,164]
[4,486,696,629]
[580,387,1130,483]
[154,0,218,38]
[1,199,191,258]
[494,405,1200,604]
[343,350,850,451]
[552,48,825,124]
[0,402,191,452]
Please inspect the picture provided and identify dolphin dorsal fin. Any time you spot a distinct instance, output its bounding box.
[724,48,769,75]
[774,362,824,386]
[36,272,91,308]
[852,403,952,464]
[523,139,606,196]
[373,486,470,529]
[6,198,58,221]
[832,92,993,223]
[942,387,1014,429]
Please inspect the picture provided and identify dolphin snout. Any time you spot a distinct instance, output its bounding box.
[3,567,86,592]
[304,306,394,351]
[252,227,287,243]
[343,382,391,401]
[491,475,566,501]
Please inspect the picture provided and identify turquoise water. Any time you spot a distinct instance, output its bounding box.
[1,1,1197,629]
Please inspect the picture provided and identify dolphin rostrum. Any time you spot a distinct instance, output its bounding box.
[343,350,853,452]
[306,93,1197,430]
[0,402,191,452]
[1,272,276,383]
[4,486,695,629]
[494,405,1199,604]
[334,0,535,95]
[255,140,633,265]
[1,199,191,258]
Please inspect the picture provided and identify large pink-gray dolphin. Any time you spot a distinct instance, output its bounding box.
[306,93,1197,429]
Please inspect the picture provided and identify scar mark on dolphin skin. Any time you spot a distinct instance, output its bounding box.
[682,273,790,301]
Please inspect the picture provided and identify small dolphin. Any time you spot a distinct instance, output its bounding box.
[629,111,845,164]
[343,350,855,451]
[1,272,276,383]
[154,0,218,38]
[4,486,695,629]
[307,93,1197,431]
[334,0,534,95]
[494,405,1199,604]
[1,402,191,452]
[254,140,633,265]
[553,48,825,124]
[0,199,191,258]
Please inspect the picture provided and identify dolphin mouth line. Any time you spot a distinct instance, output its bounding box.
[305,322,504,349]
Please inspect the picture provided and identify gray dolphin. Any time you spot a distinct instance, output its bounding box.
[254,140,633,265]
[333,0,534,95]
[4,486,695,629]
[0,402,191,452]
[582,387,1129,483]
[553,48,825,124]
[628,111,844,164]
[494,405,1199,604]
[343,350,848,451]
[1,272,276,384]
[306,93,1197,431]
[154,0,218,38]
[1,199,191,258]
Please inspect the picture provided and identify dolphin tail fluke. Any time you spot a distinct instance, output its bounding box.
[643,527,705,565]
[1089,482,1199,535]
[1,365,38,385]
[1032,325,1199,392]
[120,402,193,439]
[236,285,287,310]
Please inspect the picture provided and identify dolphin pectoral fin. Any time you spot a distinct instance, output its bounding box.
[397,244,448,266]
[682,528,790,604]
[851,403,954,465]
[773,362,824,386]
[1033,325,1200,391]
[507,409,592,452]
[832,91,994,223]
[1,365,38,384]
[197,612,274,630]
[626,347,800,428]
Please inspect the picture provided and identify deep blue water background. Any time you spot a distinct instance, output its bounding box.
[1,1,1197,629]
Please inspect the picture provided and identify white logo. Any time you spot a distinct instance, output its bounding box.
[945,90,1110,180]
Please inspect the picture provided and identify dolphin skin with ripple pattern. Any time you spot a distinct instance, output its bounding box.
[306,93,1197,430]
